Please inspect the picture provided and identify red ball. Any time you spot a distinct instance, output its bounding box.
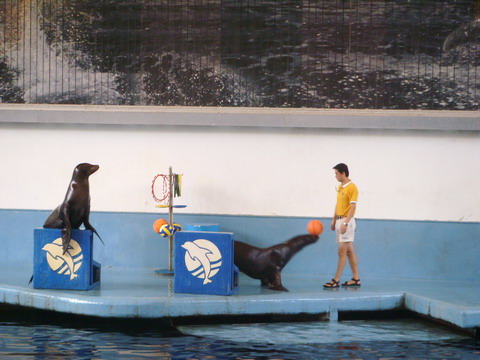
[153,218,168,233]
[308,220,324,235]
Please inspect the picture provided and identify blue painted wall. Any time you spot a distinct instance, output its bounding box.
[1,209,478,281]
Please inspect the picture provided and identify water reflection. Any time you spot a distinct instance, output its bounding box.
[179,318,469,344]
[0,319,478,359]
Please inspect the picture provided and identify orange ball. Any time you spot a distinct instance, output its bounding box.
[307,220,324,235]
[153,218,168,233]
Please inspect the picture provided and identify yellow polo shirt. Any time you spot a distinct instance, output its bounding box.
[336,182,358,217]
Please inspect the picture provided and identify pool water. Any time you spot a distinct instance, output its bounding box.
[0,318,478,359]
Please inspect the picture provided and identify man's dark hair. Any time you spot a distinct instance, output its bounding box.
[333,163,349,177]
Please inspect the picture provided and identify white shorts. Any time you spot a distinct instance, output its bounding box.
[335,218,356,243]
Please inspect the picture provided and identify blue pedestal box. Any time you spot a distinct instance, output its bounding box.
[174,231,239,296]
[33,228,101,290]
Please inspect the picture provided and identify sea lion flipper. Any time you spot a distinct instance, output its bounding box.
[59,203,72,255]
[92,228,105,245]
[269,269,288,292]
[84,220,105,245]
[61,227,71,255]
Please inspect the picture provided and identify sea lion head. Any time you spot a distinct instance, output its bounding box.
[303,234,319,245]
[74,163,99,178]
[285,234,319,248]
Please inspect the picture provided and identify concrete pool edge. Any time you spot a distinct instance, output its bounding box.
[1,268,479,335]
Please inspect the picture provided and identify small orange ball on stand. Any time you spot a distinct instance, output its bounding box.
[153,218,168,233]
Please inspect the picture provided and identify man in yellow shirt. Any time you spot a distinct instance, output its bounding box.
[323,163,361,288]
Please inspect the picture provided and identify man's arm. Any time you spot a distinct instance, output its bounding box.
[345,203,356,224]
[340,203,356,234]
[330,207,337,231]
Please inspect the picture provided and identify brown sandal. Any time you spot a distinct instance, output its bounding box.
[323,278,340,288]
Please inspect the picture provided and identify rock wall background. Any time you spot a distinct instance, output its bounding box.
[1,0,478,109]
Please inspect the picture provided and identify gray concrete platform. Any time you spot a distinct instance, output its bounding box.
[1,265,479,330]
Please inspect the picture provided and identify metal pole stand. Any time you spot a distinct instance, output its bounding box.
[155,166,184,276]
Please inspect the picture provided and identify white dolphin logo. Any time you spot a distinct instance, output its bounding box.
[182,241,214,285]
[42,243,78,280]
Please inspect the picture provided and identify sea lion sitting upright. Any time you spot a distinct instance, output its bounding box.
[43,163,103,254]
[234,234,319,292]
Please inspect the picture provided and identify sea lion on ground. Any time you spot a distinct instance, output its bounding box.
[234,234,319,292]
[43,163,103,254]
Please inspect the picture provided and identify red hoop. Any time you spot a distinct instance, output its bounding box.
[151,174,170,203]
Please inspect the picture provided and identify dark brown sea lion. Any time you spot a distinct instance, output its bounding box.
[234,234,319,292]
[43,163,103,254]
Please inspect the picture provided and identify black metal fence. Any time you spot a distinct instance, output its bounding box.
[1,0,479,109]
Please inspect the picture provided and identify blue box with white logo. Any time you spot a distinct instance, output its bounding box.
[33,228,101,290]
[174,231,239,295]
